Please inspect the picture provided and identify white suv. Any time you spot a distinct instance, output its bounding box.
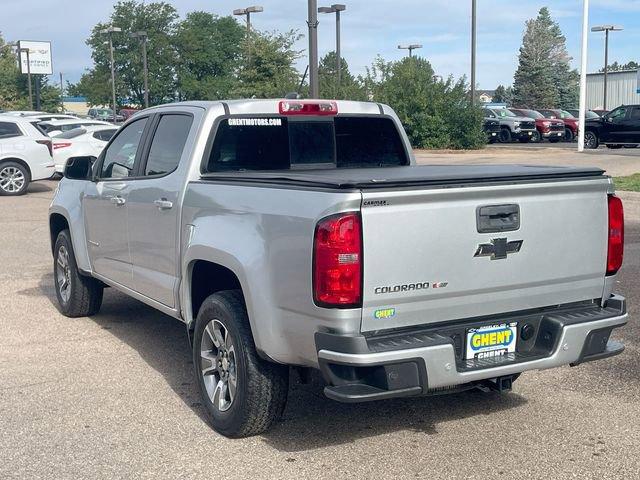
[0,115,55,196]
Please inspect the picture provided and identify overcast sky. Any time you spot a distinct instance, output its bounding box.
[1,0,639,89]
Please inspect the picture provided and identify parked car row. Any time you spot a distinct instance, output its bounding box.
[482,107,601,144]
[0,110,120,195]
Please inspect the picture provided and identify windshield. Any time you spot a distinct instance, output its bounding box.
[97,109,113,116]
[493,109,516,118]
[517,110,543,119]
[560,110,575,119]
[205,116,408,172]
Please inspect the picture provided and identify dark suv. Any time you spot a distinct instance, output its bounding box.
[584,105,640,149]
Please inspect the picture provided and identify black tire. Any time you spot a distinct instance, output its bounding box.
[498,128,512,143]
[531,131,541,143]
[54,229,103,317]
[584,131,599,149]
[0,161,30,196]
[518,137,531,143]
[564,128,574,142]
[193,290,288,438]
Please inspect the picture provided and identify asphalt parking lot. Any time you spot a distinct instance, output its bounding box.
[1,147,640,479]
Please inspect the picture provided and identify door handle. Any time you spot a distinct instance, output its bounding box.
[109,196,126,206]
[154,198,173,210]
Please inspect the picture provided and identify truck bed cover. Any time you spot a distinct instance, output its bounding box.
[200,164,606,190]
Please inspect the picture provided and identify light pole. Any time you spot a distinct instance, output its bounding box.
[578,0,590,152]
[131,31,149,108]
[591,25,623,111]
[18,47,33,110]
[471,0,477,105]
[101,26,122,123]
[318,4,346,90]
[307,0,320,98]
[398,44,422,58]
[233,6,263,35]
[59,72,64,112]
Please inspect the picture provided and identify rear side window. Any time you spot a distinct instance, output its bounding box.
[630,107,640,120]
[205,116,407,172]
[0,122,22,139]
[144,115,193,176]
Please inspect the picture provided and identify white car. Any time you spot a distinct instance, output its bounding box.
[52,125,119,173]
[0,115,55,196]
[40,119,112,137]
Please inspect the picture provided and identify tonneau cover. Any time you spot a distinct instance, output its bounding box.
[201,164,605,189]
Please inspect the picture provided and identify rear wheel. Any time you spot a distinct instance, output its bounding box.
[193,290,288,438]
[498,128,512,143]
[54,229,103,317]
[0,161,30,196]
[564,128,574,142]
[584,131,599,149]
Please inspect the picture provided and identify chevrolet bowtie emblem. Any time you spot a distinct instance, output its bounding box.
[474,238,523,260]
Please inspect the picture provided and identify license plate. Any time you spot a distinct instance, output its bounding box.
[466,323,517,360]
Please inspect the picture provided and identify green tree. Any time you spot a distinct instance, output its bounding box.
[599,61,639,73]
[175,12,245,101]
[513,7,578,109]
[82,1,179,106]
[231,30,302,99]
[318,51,365,100]
[492,85,513,105]
[370,56,485,150]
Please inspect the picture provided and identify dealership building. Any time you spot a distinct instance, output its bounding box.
[586,69,640,110]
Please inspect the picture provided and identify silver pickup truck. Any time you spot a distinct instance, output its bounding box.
[49,99,628,438]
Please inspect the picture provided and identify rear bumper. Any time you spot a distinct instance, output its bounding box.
[316,295,627,403]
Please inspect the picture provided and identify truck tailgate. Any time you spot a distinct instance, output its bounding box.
[360,178,610,333]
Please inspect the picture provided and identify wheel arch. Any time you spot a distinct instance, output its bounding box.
[49,213,70,254]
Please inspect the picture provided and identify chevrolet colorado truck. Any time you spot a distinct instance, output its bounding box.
[49,99,628,438]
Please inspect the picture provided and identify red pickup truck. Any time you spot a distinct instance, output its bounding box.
[538,109,579,142]
[510,109,565,143]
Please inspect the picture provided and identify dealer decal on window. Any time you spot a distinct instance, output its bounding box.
[228,118,282,127]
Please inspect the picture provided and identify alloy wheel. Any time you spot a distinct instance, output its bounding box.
[200,319,237,412]
[56,245,71,303]
[0,166,26,194]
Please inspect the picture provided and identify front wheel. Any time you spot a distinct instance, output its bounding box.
[531,131,541,143]
[564,128,574,142]
[498,129,512,143]
[193,290,289,438]
[54,229,103,317]
[584,131,599,149]
[0,161,30,196]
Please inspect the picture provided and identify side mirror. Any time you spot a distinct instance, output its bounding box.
[64,156,96,181]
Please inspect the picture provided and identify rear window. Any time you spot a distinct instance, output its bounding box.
[0,122,22,139]
[204,116,407,172]
[92,129,117,141]
[57,128,87,139]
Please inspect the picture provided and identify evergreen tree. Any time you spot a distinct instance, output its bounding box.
[492,85,513,105]
[513,7,578,109]
[318,51,366,100]
[599,61,639,73]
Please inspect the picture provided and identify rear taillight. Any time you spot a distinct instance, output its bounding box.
[313,212,362,307]
[607,195,624,275]
[279,100,338,116]
[36,139,53,157]
[53,142,72,150]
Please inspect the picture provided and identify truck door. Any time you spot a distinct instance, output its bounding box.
[83,117,150,288]
[622,106,640,144]
[601,106,628,143]
[126,112,195,308]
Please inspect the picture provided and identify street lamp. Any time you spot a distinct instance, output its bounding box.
[131,31,149,108]
[18,47,33,110]
[318,4,346,90]
[100,26,122,123]
[233,6,263,35]
[471,0,477,105]
[398,44,422,58]
[308,0,319,98]
[591,24,623,110]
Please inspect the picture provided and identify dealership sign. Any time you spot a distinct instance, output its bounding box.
[17,40,53,75]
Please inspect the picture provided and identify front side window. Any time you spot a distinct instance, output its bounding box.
[93,129,117,142]
[100,117,148,179]
[608,107,628,121]
[144,115,193,176]
[205,116,407,172]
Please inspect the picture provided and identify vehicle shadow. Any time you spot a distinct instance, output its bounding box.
[27,182,54,193]
[25,273,528,450]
